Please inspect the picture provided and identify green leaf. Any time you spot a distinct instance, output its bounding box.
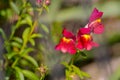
[22,48,34,55]
[5,52,17,59]
[66,70,72,80]
[40,24,49,33]
[80,52,87,58]
[81,71,90,78]
[14,67,24,80]
[31,33,42,38]
[0,28,7,40]
[12,37,23,44]
[5,67,14,79]
[22,70,39,80]
[19,19,27,26]
[61,62,69,69]
[62,62,73,71]
[0,10,6,16]
[29,38,35,46]
[22,55,39,67]
[22,27,30,42]
[72,65,83,79]
[20,15,32,27]
[11,42,22,48]
[43,4,49,12]
[10,1,19,14]
[26,16,32,27]
[19,59,30,67]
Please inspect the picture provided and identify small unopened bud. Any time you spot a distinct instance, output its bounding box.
[37,65,48,75]
[37,0,42,4]
[45,0,51,5]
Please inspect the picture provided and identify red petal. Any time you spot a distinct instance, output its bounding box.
[78,28,91,35]
[55,37,76,54]
[61,47,67,53]
[76,37,84,50]
[68,46,76,54]
[86,43,92,50]
[89,21,104,34]
[91,42,99,47]
[86,42,99,50]
[67,40,76,54]
[62,28,75,38]
[93,23,104,34]
[55,44,61,50]
[55,41,64,51]
[76,41,83,50]
[89,8,103,22]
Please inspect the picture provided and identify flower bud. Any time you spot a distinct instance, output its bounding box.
[45,0,51,5]
[37,0,42,4]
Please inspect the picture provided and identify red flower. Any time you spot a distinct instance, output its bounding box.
[89,8,103,22]
[88,8,104,34]
[62,28,76,40]
[55,29,76,54]
[55,8,104,54]
[76,28,98,50]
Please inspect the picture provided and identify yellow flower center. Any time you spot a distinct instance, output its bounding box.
[82,34,91,41]
[96,19,101,22]
[63,37,71,43]
[89,18,101,27]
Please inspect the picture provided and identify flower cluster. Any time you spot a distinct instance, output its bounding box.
[36,0,51,5]
[55,8,104,54]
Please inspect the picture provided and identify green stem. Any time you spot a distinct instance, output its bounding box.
[40,74,45,80]
[69,54,75,65]
[9,20,20,40]
[12,58,19,67]
[9,1,28,40]
[69,51,80,65]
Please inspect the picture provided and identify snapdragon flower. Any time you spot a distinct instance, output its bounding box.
[55,8,104,54]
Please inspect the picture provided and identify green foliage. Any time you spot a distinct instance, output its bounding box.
[22,55,39,67]
[22,27,31,43]
[5,52,17,59]
[11,41,22,48]
[20,14,33,27]
[43,4,49,12]
[62,62,90,80]
[61,51,92,80]
[0,28,7,40]
[22,70,39,80]
[31,33,43,38]
[0,0,49,80]
[14,67,24,80]
[10,1,20,14]
[12,37,23,44]
[22,48,34,55]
